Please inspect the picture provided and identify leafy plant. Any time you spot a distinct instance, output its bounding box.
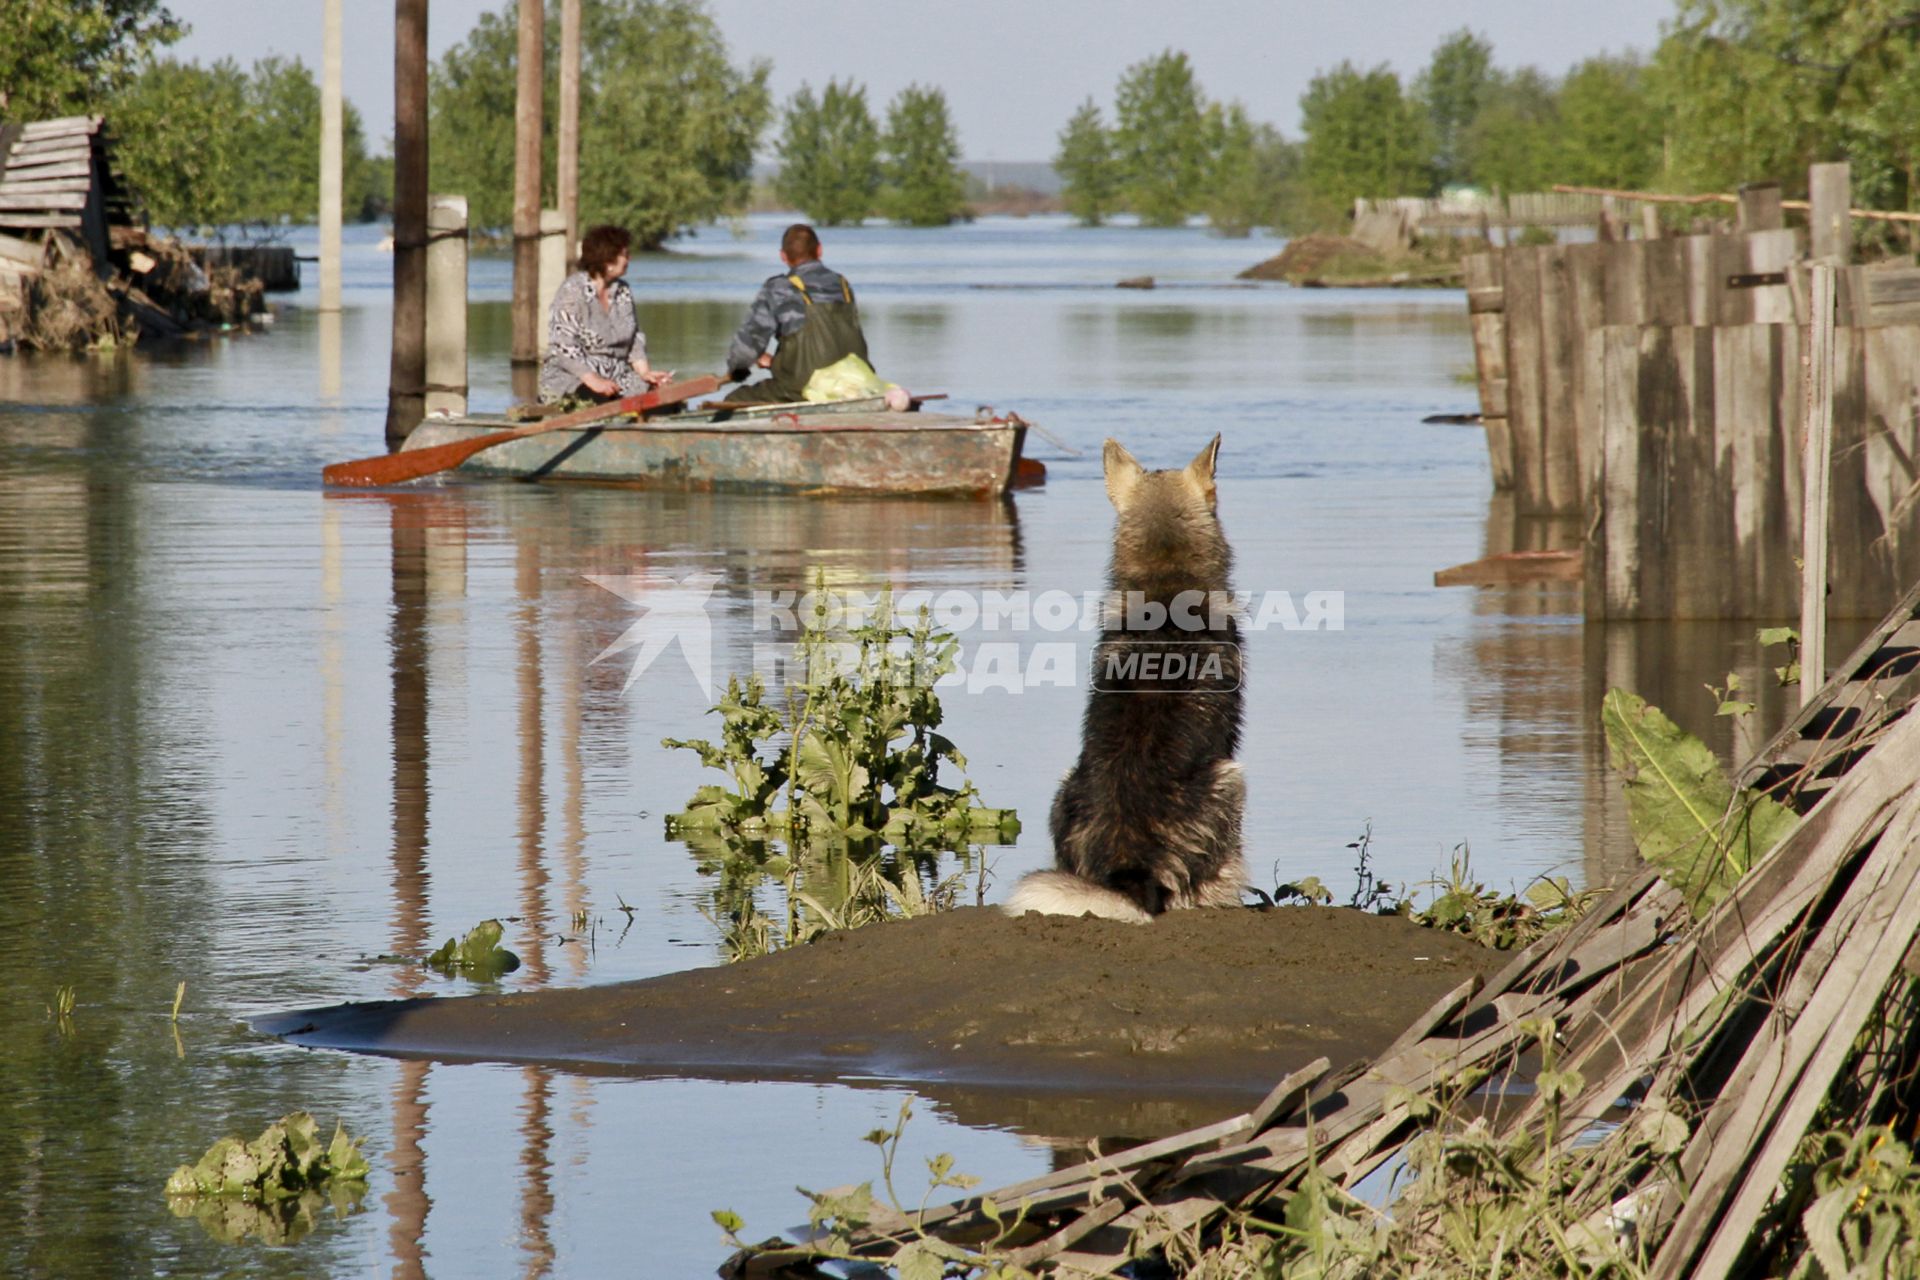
[165,1112,369,1245]
[1403,849,1597,951]
[664,585,1016,847]
[1790,1127,1920,1278]
[1602,688,1799,910]
[716,1098,1033,1278]
[667,583,1012,961]
[424,919,521,979]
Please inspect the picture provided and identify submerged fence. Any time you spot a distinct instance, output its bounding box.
[1464,168,1920,621]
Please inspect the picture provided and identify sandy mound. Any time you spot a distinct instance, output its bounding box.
[1237,235,1375,282]
[260,907,1496,1137]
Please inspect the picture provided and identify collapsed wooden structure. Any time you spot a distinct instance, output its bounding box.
[0,115,272,349]
[1464,169,1920,620]
[0,115,133,340]
[726,580,1920,1278]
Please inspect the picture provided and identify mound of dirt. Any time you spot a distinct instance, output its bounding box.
[1237,235,1375,282]
[259,907,1497,1137]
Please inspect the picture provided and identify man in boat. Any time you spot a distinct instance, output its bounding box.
[722,223,870,405]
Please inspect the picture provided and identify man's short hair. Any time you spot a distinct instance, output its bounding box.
[578,224,631,278]
[781,223,820,262]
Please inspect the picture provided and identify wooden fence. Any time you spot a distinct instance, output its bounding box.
[1466,172,1920,620]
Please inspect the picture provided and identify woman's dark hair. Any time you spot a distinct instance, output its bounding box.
[578,224,631,278]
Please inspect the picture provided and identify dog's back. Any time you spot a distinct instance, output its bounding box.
[1005,436,1248,922]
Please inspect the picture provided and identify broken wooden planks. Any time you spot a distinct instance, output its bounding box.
[724,577,1920,1278]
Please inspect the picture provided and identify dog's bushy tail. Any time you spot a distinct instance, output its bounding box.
[1002,870,1153,924]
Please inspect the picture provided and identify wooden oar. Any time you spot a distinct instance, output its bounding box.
[322,374,723,487]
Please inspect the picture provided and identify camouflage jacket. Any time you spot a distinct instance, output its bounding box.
[724,259,857,376]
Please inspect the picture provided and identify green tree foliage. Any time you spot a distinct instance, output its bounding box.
[1053,98,1119,226]
[1200,102,1293,237]
[575,0,771,248]
[427,6,527,234]
[1415,29,1495,190]
[878,84,966,227]
[0,0,183,120]
[112,59,249,227]
[1557,55,1661,189]
[1111,50,1209,226]
[1460,69,1559,195]
[1299,62,1433,221]
[430,0,768,246]
[111,56,384,228]
[775,80,881,226]
[1652,0,1920,211]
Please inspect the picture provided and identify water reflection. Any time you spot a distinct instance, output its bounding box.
[12,214,1842,1276]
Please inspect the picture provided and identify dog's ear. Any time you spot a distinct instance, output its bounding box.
[1104,438,1145,509]
[1183,434,1221,507]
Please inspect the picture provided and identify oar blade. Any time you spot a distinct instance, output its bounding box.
[323,436,499,487]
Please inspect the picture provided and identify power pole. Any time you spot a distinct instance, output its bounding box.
[558,0,581,266]
[512,0,545,368]
[319,0,343,312]
[387,0,428,446]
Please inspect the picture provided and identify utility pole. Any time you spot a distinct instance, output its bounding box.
[512,0,544,369]
[319,0,342,312]
[387,0,428,446]
[558,0,581,266]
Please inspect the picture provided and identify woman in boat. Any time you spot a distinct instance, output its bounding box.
[538,224,673,404]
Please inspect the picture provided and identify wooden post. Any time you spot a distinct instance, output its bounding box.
[1810,162,1852,263]
[319,0,343,313]
[536,208,566,357]
[512,0,545,368]
[386,0,429,446]
[558,0,581,265]
[1801,262,1836,704]
[426,194,468,418]
[1641,204,1661,240]
[1736,181,1783,233]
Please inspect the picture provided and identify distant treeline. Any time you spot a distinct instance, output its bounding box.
[6,0,1919,239]
[1161,0,1920,237]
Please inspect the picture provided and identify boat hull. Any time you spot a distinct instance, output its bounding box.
[398,410,1027,496]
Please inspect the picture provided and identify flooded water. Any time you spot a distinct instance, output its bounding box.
[0,215,1848,1276]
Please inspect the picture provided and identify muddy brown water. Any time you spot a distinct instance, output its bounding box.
[0,216,1860,1278]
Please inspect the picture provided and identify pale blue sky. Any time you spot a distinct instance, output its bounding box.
[172,1,1673,159]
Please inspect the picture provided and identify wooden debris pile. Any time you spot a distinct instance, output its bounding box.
[725,581,1920,1278]
[0,116,263,350]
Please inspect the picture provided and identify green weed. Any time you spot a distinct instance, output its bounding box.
[165,1111,370,1246]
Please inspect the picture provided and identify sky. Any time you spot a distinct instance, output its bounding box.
[168,0,1675,160]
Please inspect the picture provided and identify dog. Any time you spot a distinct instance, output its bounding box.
[1004,434,1248,923]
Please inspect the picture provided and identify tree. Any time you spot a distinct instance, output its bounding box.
[1111,50,1209,226]
[0,0,183,120]
[775,80,881,226]
[1651,0,1920,212]
[879,84,966,226]
[429,0,770,246]
[429,7,548,234]
[1054,98,1119,225]
[1414,29,1495,190]
[112,59,248,227]
[576,0,770,248]
[1200,102,1292,237]
[1557,55,1661,189]
[1298,63,1432,224]
[1460,69,1558,195]
[113,56,383,228]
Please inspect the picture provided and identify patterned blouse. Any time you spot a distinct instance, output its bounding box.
[538,271,649,402]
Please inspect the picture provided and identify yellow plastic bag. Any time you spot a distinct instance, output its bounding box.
[803,353,894,403]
